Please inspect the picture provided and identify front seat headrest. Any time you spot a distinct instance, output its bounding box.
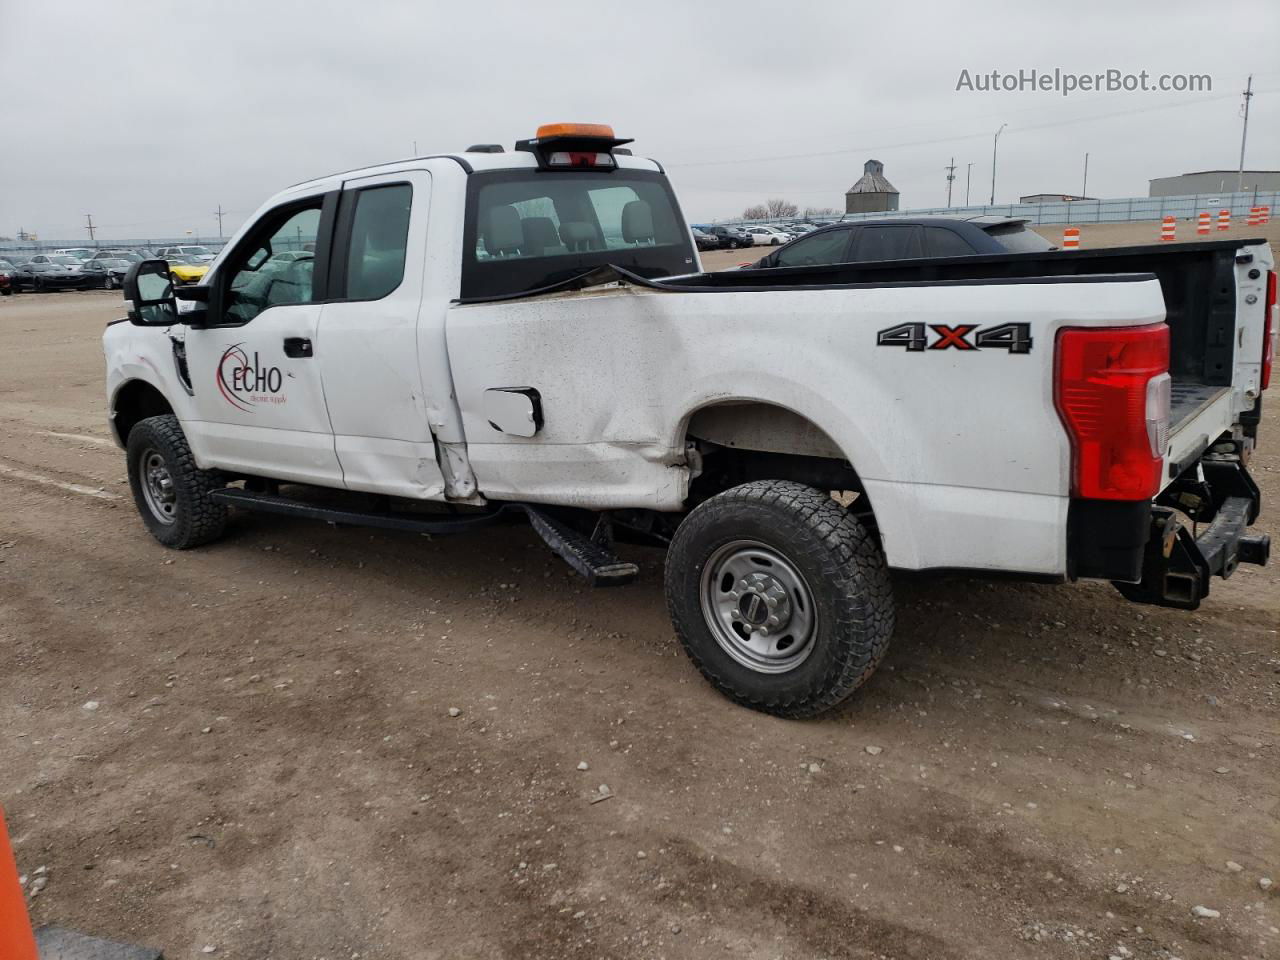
[621,200,654,243]
[558,221,599,251]
[520,217,560,257]
[484,205,523,256]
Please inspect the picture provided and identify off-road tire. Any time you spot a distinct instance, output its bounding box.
[126,415,228,549]
[665,480,894,718]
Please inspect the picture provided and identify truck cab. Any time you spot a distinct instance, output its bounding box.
[104,123,1274,718]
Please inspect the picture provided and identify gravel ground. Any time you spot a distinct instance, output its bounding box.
[1,269,1277,959]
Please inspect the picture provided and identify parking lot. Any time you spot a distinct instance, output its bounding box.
[0,285,1276,959]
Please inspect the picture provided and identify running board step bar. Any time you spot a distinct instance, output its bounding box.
[208,488,638,587]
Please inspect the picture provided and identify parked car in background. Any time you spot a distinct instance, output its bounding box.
[13,254,88,291]
[156,244,216,263]
[743,225,794,246]
[87,249,143,266]
[52,247,95,261]
[690,227,719,252]
[81,257,132,290]
[745,216,1057,269]
[698,224,753,249]
[0,259,15,295]
[164,253,210,285]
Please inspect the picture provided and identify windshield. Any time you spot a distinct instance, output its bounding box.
[462,169,695,300]
[100,259,129,267]
[52,256,80,265]
[168,255,202,266]
[181,246,211,256]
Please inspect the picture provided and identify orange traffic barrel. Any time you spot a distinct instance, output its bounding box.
[1197,212,1211,235]
[1248,207,1261,226]
[1218,208,1231,230]
[0,807,38,960]
[1160,216,1176,241]
[1261,205,1270,224]
[1062,227,1080,249]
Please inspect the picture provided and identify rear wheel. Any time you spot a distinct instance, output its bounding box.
[665,480,894,717]
[126,415,228,549]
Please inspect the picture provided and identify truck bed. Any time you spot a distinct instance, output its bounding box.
[664,238,1258,397]
[1170,382,1229,433]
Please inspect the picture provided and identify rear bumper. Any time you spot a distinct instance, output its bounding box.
[1107,458,1269,610]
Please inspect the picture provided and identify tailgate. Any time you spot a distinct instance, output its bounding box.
[1160,239,1274,489]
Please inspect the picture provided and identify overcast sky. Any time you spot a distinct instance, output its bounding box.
[2,0,1277,242]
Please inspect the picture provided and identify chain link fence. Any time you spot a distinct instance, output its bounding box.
[718,189,1280,229]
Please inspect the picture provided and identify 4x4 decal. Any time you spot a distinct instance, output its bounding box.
[876,322,1033,354]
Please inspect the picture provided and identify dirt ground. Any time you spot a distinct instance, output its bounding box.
[0,259,1277,960]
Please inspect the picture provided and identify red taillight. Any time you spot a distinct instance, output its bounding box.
[1262,270,1276,391]
[1055,323,1170,500]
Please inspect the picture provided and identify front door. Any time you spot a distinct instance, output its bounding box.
[181,193,344,486]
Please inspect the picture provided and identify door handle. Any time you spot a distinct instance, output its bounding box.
[283,337,313,358]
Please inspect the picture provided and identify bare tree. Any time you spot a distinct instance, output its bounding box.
[742,199,800,220]
[803,206,839,218]
[766,198,799,219]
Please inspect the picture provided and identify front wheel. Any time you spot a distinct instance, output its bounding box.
[665,480,894,717]
[126,415,228,548]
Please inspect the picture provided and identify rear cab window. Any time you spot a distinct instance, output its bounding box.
[461,168,695,300]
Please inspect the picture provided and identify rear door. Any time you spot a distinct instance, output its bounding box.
[316,170,444,498]
[851,225,923,262]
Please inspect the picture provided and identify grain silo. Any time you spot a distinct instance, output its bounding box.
[845,159,899,214]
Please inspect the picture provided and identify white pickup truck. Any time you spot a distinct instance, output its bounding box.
[104,123,1275,717]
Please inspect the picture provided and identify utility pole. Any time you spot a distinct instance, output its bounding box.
[965,162,974,205]
[990,123,1007,205]
[85,214,96,244]
[213,204,225,238]
[945,157,956,207]
[1082,152,1089,197]
[1237,74,1253,193]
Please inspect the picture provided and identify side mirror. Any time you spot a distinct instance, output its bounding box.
[124,259,178,326]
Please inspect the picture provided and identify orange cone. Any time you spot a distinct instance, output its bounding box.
[1062,227,1080,249]
[1160,216,1176,241]
[0,808,38,960]
[1197,212,1211,235]
[1218,208,1231,231]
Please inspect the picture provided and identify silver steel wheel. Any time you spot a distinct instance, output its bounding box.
[139,448,177,524]
[699,539,817,674]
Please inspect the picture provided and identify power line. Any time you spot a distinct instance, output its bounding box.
[85,214,96,243]
[669,88,1277,170]
[945,157,956,207]
[214,204,225,238]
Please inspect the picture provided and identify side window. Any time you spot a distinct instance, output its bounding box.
[222,201,323,325]
[774,228,852,268]
[855,226,922,262]
[922,227,977,258]
[343,184,412,300]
